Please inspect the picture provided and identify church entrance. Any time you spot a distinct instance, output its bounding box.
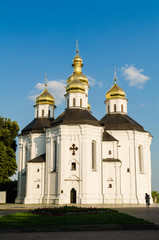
[70,188,76,203]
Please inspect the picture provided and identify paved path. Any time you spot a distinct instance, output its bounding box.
[0,230,159,240]
[115,206,159,225]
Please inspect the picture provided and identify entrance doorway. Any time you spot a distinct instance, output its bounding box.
[70,188,76,203]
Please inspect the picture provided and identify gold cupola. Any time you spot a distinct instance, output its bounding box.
[67,43,88,85]
[36,74,55,105]
[106,78,126,100]
[66,77,85,93]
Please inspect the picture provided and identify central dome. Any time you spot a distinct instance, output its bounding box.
[67,50,88,85]
[66,77,85,93]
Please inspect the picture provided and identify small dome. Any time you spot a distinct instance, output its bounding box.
[106,79,126,100]
[66,78,85,93]
[73,53,83,65]
[87,103,91,112]
[36,87,55,105]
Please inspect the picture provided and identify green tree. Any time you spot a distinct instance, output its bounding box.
[151,191,159,203]
[0,117,19,183]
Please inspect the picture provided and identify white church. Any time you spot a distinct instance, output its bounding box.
[16,48,152,204]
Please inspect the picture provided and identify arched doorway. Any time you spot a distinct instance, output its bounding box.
[70,188,76,203]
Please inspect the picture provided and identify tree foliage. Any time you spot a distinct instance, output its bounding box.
[0,116,19,183]
[151,191,159,203]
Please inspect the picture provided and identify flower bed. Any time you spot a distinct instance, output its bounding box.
[30,206,116,216]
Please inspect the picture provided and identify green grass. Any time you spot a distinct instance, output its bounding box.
[0,211,150,228]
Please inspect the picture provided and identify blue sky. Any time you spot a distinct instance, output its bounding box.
[0,0,159,190]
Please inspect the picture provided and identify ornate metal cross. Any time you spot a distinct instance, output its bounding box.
[69,144,78,156]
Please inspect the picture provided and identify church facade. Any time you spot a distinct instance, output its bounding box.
[16,49,152,204]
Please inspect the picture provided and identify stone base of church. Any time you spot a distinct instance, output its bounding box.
[15,196,25,204]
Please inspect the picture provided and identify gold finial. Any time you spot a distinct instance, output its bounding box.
[114,67,117,83]
[45,73,47,88]
[76,39,79,54]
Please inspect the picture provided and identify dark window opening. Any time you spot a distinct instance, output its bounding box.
[114,104,116,112]
[121,104,123,112]
[73,98,76,107]
[71,162,76,170]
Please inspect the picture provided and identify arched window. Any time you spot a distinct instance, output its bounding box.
[67,99,69,108]
[37,184,40,188]
[92,141,96,170]
[121,104,123,112]
[80,98,82,107]
[42,109,44,117]
[71,162,76,170]
[53,141,57,171]
[48,110,50,118]
[108,105,110,114]
[108,150,111,155]
[73,98,76,107]
[114,104,116,112]
[138,145,144,173]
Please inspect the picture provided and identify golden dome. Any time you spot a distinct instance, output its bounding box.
[87,103,91,112]
[67,49,88,85]
[66,77,85,93]
[67,72,88,85]
[106,79,126,100]
[36,79,55,105]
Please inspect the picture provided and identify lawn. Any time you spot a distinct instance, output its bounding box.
[0,206,150,228]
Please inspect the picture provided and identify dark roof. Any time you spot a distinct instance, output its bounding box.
[21,118,54,135]
[103,158,121,162]
[51,108,101,127]
[100,114,146,132]
[102,130,118,141]
[28,153,46,163]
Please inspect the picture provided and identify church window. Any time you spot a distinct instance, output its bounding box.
[80,98,82,107]
[37,110,38,118]
[121,104,123,112]
[92,141,96,170]
[108,184,112,188]
[67,99,69,108]
[108,150,111,155]
[138,145,144,173]
[25,147,28,163]
[53,141,57,171]
[48,110,50,117]
[37,169,39,172]
[37,184,40,188]
[127,168,130,173]
[71,162,76,170]
[114,104,116,112]
[42,109,44,117]
[108,105,110,114]
[73,98,76,107]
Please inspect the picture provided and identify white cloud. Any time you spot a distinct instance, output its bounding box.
[87,75,103,88]
[121,65,150,89]
[28,79,65,105]
[139,103,145,108]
